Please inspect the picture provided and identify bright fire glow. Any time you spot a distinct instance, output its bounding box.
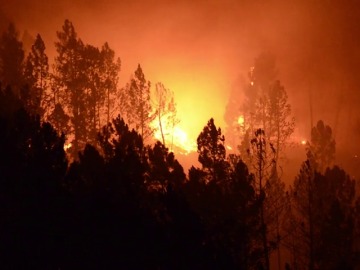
[172,126,197,154]
[64,142,72,151]
[301,140,307,145]
[152,120,197,154]
[149,68,227,156]
[150,64,227,153]
[237,115,245,126]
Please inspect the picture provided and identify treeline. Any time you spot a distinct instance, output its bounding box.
[0,21,360,270]
[0,20,178,159]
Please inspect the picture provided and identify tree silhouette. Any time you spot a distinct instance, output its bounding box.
[153,82,179,150]
[267,80,295,164]
[23,34,49,119]
[317,167,355,269]
[66,144,105,194]
[282,190,302,269]
[263,163,287,269]
[197,118,227,184]
[47,102,70,136]
[53,20,121,155]
[250,128,275,270]
[98,115,145,193]
[0,85,67,268]
[54,19,87,157]
[187,119,267,268]
[147,141,185,192]
[100,42,121,124]
[82,44,102,145]
[242,52,277,136]
[239,53,294,173]
[234,62,295,270]
[241,62,293,268]
[0,23,25,94]
[227,156,263,268]
[119,64,155,143]
[307,120,336,173]
[290,162,356,269]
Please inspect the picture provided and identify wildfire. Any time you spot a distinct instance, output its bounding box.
[152,121,197,154]
[64,142,72,151]
[237,115,245,127]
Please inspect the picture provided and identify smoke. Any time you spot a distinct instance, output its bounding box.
[1,0,360,167]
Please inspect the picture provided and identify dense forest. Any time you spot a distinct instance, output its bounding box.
[0,20,359,270]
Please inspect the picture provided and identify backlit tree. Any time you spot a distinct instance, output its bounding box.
[23,34,49,118]
[153,82,179,150]
[119,64,155,143]
[0,23,25,94]
[197,118,227,184]
[54,19,87,156]
[306,120,336,173]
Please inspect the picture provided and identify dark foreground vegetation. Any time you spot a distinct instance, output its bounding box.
[1,85,360,269]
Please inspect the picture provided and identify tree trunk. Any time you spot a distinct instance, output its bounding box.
[159,113,165,146]
[259,139,270,270]
[308,172,314,270]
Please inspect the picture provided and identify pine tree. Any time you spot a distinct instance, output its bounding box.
[241,53,294,168]
[0,23,25,94]
[100,42,121,125]
[306,120,336,173]
[146,141,185,192]
[242,52,277,137]
[264,164,286,269]
[153,82,179,150]
[290,162,356,269]
[54,19,87,156]
[82,44,103,145]
[189,125,264,268]
[267,80,295,164]
[227,156,263,268]
[119,64,154,143]
[197,118,227,184]
[240,54,293,270]
[23,34,49,118]
[97,115,145,190]
[250,129,274,270]
[47,103,70,135]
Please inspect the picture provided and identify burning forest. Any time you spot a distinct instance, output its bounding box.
[0,0,360,269]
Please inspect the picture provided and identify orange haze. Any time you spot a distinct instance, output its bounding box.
[2,0,360,175]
